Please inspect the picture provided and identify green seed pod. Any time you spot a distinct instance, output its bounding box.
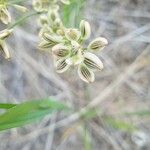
[38,40,55,49]
[88,37,108,51]
[55,58,70,73]
[13,4,28,13]
[52,44,70,58]
[83,52,103,71]
[0,29,13,40]
[78,64,95,83]
[0,40,10,59]
[71,40,80,53]
[80,20,91,40]
[42,33,63,44]
[65,29,80,41]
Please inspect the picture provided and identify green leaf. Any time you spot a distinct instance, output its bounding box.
[0,103,17,109]
[0,98,67,131]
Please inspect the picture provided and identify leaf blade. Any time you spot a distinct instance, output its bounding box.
[0,98,66,131]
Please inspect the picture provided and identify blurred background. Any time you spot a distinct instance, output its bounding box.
[0,0,150,149]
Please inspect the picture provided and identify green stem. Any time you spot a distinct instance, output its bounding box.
[8,11,41,29]
[7,0,30,4]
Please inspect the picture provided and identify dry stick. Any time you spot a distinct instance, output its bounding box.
[11,44,150,144]
[44,114,57,150]
[105,23,150,54]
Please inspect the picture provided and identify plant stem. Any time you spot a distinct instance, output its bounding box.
[8,0,30,4]
[8,11,41,29]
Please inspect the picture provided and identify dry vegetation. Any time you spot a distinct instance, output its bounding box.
[0,0,150,150]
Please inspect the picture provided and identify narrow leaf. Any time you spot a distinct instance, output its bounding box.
[0,103,17,109]
[0,98,66,131]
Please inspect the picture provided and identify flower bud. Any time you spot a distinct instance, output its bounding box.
[65,29,80,41]
[78,64,95,83]
[80,20,91,40]
[83,52,103,71]
[52,44,70,58]
[88,37,108,51]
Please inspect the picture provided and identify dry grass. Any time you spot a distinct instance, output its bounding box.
[0,0,149,150]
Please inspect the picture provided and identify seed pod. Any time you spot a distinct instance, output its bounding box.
[80,20,91,40]
[0,41,10,59]
[0,29,13,40]
[13,4,28,13]
[71,40,80,53]
[83,52,103,71]
[52,44,70,58]
[42,33,63,44]
[61,0,70,5]
[55,58,70,73]
[38,40,55,49]
[65,29,80,41]
[0,7,11,24]
[88,37,108,51]
[78,64,95,83]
